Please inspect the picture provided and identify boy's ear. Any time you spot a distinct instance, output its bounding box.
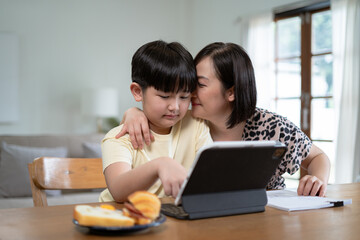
[226,86,235,102]
[130,83,143,102]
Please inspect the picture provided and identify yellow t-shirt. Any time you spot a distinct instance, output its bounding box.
[99,111,212,202]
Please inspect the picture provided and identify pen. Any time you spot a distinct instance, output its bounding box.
[328,201,344,207]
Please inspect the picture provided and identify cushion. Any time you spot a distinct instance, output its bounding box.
[0,142,68,198]
[82,142,102,158]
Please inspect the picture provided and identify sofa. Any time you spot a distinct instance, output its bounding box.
[0,133,105,209]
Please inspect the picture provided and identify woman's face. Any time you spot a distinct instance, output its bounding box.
[191,57,232,123]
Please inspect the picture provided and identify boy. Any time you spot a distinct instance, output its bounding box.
[99,40,212,202]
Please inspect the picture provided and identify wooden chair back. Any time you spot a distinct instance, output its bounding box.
[28,157,106,207]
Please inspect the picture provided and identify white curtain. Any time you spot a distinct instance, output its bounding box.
[332,0,360,183]
[239,13,275,110]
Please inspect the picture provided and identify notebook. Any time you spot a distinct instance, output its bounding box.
[266,189,352,211]
[161,141,287,219]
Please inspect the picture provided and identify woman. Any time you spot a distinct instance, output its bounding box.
[117,42,330,197]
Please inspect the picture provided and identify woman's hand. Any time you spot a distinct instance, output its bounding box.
[298,144,330,197]
[297,175,327,197]
[116,107,154,149]
[156,157,187,198]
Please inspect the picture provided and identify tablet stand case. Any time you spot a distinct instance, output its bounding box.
[182,188,267,219]
[177,141,286,220]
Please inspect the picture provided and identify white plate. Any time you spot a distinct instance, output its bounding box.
[73,214,166,234]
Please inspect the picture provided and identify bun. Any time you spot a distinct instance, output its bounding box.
[73,205,135,227]
[127,191,161,220]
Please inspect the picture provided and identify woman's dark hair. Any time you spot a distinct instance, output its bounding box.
[194,42,257,129]
[132,40,197,93]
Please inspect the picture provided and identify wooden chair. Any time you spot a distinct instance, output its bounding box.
[28,157,107,207]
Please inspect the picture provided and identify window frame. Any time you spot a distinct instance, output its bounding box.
[274,4,332,141]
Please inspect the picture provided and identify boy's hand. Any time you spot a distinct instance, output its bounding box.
[297,175,327,197]
[157,157,187,198]
[115,107,154,149]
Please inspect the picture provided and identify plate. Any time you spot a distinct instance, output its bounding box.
[73,214,166,234]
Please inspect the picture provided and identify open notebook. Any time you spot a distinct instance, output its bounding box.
[161,141,287,219]
[266,189,352,211]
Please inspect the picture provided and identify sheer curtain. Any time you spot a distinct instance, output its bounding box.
[332,0,360,183]
[239,13,275,110]
[239,13,297,188]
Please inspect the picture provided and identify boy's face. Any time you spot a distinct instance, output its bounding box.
[142,86,191,134]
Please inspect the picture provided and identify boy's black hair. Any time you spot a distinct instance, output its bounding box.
[194,42,257,129]
[132,40,197,93]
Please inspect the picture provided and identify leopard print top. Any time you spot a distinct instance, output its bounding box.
[242,108,312,189]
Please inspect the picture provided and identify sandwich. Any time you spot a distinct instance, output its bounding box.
[123,191,161,225]
[73,191,161,227]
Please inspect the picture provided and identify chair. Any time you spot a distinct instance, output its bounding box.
[28,157,107,207]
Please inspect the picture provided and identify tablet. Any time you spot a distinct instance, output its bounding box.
[162,140,286,219]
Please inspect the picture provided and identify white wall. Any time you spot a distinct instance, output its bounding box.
[0,0,300,134]
[188,0,299,54]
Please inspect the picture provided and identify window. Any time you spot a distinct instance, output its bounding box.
[273,1,334,184]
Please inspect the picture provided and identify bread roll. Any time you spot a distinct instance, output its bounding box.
[127,191,161,220]
[73,205,135,227]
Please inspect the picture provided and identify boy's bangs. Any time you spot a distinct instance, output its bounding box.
[153,77,196,94]
[150,65,197,93]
